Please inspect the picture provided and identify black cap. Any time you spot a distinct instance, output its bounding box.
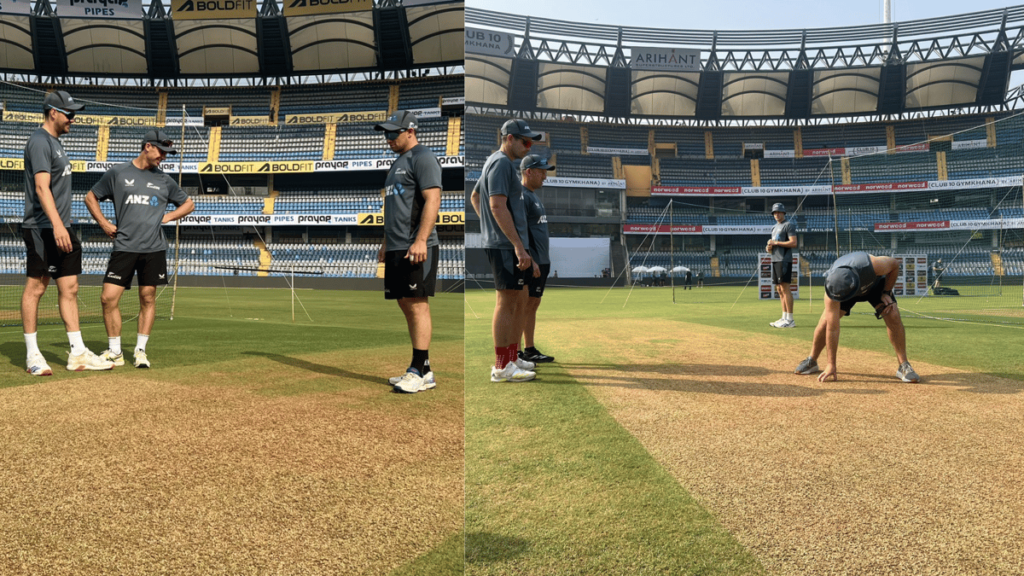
[771,202,786,214]
[824,266,860,302]
[143,129,178,155]
[374,110,419,132]
[501,119,542,140]
[44,90,85,112]
[521,154,555,171]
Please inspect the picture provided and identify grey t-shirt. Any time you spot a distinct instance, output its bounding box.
[522,187,550,265]
[826,251,878,300]
[91,162,189,253]
[383,143,442,251]
[770,219,795,262]
[477,150,528,251]
[23,128,74,229]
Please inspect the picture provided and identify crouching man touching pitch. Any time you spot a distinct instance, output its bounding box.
[86,130,194,369]
[794,251,920,383]
[374,110,443,394]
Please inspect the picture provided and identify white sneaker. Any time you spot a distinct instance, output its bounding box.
[100,349,125,367]
[394,370,436,393]
[67,349,115,371]
[26,353,53,376]
[769,318,787,328]
[779,319,795,328]
[133,350,150,369]
[514,356,536,371]
[389,370,436,387]
[491,361,536,383]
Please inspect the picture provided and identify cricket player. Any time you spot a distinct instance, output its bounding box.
[518,154,555,364]
[767,202,797,328]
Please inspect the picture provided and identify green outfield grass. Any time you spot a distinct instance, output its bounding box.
[464,285,1022,575]
[0,287,464,575]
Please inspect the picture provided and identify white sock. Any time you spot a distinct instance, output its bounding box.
[68,331,86,356]
[785,312,793,321]
[136,334,149,352]
[25,332,41,358]
[109,336,122,355]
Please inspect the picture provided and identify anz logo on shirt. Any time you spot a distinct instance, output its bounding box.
[384,181,406,197]
[125,194,159,206]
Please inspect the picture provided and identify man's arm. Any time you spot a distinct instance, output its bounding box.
[85,191,117,239]
[406,187,441,264]
[162,198,195,223]
[769,236,798,249]
[488,194,532,270]
[871,255,900,291]
[818,298,843,382]
[34,172,72,252]
[470,185,481,218]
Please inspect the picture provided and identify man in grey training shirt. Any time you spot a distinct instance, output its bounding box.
[85,130,194,369]
[517,154,555,364]
[767,202,797,328]
[374,110,443,394]
[793,251,920,383]
[470,118,541,383]
[22,90,114,375]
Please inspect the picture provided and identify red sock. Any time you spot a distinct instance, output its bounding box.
[495,346,508,368]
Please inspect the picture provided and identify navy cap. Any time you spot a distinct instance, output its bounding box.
[521,154,554,171]
[501,119,542,140]
[771,202,786,214]
[44,90,85,112]
[374,110,419,132]
[824,266,860,302]
[143,129,178,155]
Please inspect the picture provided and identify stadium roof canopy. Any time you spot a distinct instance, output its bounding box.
[466,5,1024,123]
[0,0,462,82]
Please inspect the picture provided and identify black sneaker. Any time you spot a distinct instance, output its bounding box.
[521,349,555,363]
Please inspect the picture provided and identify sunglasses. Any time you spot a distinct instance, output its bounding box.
[147,140,173,152]
[515,136,534,147]
[385,129,406,141]
[49,106,75,120]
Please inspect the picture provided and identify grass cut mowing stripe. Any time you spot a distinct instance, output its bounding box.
[465,292,765,576]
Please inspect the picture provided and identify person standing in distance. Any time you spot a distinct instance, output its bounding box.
[517,154,555,364]
[374,110,443,394]
[470,119,541,382]
[767,202,797,328]
[85,130,194,369]
[793,251,920,383]
[22,90,114,375]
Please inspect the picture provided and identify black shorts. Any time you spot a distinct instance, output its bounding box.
[104,251,169,289]
[384,245,438,300]
[23,227,82,279]
[485,248,526,291]
[839,277,892,317]
[527,263,550,298]
[771,260,793,285]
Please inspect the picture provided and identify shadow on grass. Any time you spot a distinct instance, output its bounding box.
[465,532,531,565]
[913,372,1024,394]
[243,352,382,386]
[558,362,890,397]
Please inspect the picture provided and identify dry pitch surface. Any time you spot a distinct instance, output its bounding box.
[0,349,463,575]
[551,318,1023,576]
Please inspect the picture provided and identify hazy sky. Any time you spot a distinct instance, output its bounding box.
[466,0,1019,31]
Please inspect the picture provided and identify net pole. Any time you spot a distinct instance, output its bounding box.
[291,267,295,323]
[170,104,186,321]
[670,199,675,303]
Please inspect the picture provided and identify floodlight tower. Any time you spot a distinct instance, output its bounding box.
[884,0,892,23]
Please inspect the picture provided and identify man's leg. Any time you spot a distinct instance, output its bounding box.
[398,296,431,374]
[136,285,157,340]
[54,275,81,334]
[781,282,794,314]
[493,289,521,367]
[882,308,909,365]
[523,296,542,349]
[809,310,829,360]
[101,283,126,339]
[21,276,49,336]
